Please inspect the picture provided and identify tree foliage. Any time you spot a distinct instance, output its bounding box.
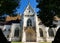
[36,0,60,27]
[0,0,20,16]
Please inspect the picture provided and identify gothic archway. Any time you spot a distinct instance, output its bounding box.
[48,28,54,37]
[39,28,43,37]
[14,27,19,37]
[27,19,32,26]
[25,27,36,42]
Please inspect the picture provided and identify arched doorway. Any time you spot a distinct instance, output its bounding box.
[25,27,36,42]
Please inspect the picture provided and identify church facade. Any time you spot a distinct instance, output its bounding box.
[1,3,60,42]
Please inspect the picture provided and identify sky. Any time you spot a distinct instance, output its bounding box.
[16,0,39,14]
[2,0,39,17]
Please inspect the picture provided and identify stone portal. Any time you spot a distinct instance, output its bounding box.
[25,27,36,42]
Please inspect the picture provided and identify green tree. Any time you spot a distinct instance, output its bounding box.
[0,0,20,21]
[0,0,20,16]
[36,0,60,27]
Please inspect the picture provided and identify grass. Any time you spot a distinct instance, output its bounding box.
[40,42,51,43]
[12,42,51,43]
[12,42,22,43]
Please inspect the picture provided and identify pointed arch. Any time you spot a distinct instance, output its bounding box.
[27,19,32,26]
[39,28,43,37]
[14,27,19,37]
[26,27,36,42]
[48,28,54,37]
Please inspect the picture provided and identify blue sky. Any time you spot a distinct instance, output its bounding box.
[3,0,39,17]
[16,0,39,14]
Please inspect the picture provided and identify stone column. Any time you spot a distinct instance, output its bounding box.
[35,15,40,42]
[22,28,26,42]
[9,24,15,41]
[36,27,40,42]
[44,27,49,42]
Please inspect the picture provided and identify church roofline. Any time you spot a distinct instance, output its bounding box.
[23,2,36,14]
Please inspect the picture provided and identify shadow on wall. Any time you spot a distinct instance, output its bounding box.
[52,27,60,43]
[0,28,11,43]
